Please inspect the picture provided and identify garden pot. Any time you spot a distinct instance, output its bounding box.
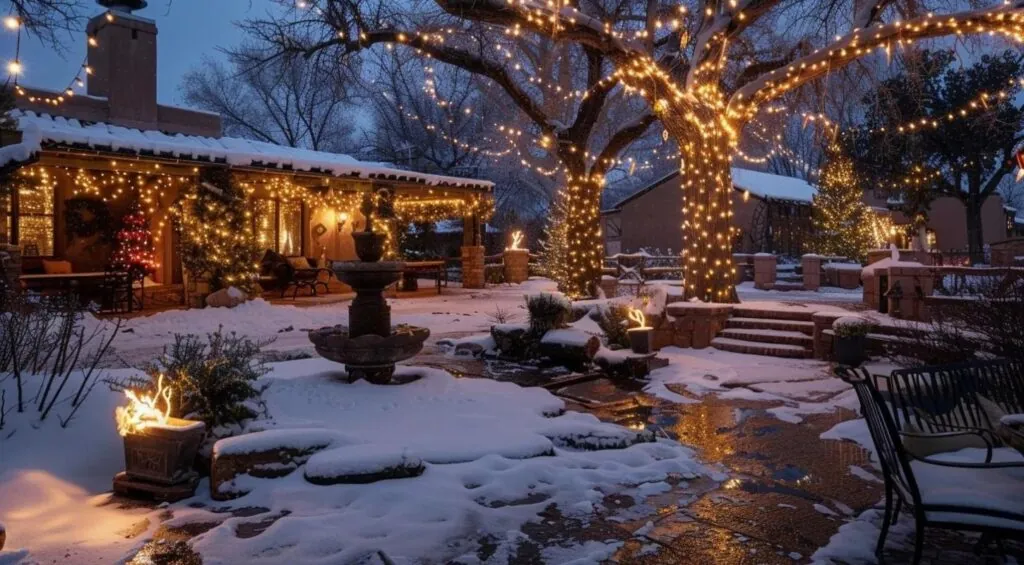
[122,418,206,485]
[834,335,866,367]
[628,327,653,354]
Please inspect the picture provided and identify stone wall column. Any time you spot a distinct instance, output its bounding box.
[599,275,618,298]
[801,254,822,290]
[666,303,734,349]
[812,312,845,361]
[862,271,878,310]
[503,249,529,284]
[753,253,777,290]
[887,266,934,321]
[461,246,486,289]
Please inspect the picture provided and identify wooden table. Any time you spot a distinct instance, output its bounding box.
[402,261,446,294]
[20,271,134,311]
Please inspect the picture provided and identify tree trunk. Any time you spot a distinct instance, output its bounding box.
[559,159,604,299]
[965,192,984,264]
[659,104,740,303]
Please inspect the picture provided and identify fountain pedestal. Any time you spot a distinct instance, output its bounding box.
[308,231,429,384]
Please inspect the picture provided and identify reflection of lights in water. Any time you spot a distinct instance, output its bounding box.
[627,421,646,431]
[722,478,743,490]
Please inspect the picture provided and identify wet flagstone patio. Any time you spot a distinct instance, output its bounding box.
[414,350,1024,564]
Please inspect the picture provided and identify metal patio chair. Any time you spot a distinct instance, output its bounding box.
[837,366,1024,564]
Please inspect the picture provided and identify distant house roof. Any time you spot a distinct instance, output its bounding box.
[604,167,816,212]
[0,110,493,190]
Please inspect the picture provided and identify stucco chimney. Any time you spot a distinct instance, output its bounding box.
[86,0,158,129]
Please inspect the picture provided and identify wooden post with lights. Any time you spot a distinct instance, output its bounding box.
[461,213,485,289]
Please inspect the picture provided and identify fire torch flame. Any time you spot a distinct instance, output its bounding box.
[510,230,524,250]
[628,307,647,328]
[115,374,173,437]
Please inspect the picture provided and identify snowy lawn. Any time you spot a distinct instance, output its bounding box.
[0,358,709,564]
[105,278,561,365]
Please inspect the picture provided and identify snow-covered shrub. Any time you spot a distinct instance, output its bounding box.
[832,317,872,338]
[891,274,1024,365]
[131,327,271,431]
[595,304,631,349]
[0,295,120,429]
[526,293,571,334]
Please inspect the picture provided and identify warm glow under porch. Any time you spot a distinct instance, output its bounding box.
[2,149,493,311]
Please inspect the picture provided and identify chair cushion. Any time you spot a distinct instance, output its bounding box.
[287,256,311,270]
[42,260,72,274]
[901,422,989,458]
[977,394,1007,427]
[912,448,1024,531]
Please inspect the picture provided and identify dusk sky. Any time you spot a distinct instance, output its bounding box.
[0,0,269,107]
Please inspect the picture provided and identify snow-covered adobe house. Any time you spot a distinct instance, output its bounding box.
[0,0,493,303]
[601,168,816,257]
[603,167,1020,258]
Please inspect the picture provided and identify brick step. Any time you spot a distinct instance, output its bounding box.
[730,307,816,322]
[710,337,813,359]
[719,328,814,347]
[770,282,807,291]
[726,317,815,335]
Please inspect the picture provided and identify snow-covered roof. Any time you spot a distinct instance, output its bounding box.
[731,168,816,203]
[1,111,493,190]
[606,167,816,211]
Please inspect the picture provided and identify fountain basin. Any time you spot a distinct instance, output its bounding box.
[332,260,404,288]
[309,324,430,384]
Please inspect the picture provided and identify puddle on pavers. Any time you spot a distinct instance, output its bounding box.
[770,464,810,483]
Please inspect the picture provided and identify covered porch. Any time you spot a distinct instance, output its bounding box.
[0,113,494,313]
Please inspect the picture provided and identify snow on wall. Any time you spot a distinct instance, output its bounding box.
[11,111,493,189]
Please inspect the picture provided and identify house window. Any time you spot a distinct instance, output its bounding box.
[2,182,55,256]
[253,198,304,256]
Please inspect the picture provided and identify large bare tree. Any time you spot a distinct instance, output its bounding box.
[3,0,85,52]
[244,0,1024,300]
[181,48,356,152]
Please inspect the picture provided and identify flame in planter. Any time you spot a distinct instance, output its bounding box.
[628,307,648,329]
[509,230,524,250]
[116,374,173,436]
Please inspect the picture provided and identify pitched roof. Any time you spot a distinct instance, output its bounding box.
[0,111,493,189]
[605,167,817,212]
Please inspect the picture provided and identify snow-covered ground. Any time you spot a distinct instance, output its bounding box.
[737,281,865,303]
[0,358,710,564]
[1,277,886,563]
[643,347,858,423]
[107,278,561,365]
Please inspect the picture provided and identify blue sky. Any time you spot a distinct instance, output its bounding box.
[0,0,263,106]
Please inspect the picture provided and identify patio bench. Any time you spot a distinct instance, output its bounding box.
[259,251,331,299]
[838,364,1024,564]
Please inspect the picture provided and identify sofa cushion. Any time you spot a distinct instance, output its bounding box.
[42,260,72,274]
[287,256,311,270]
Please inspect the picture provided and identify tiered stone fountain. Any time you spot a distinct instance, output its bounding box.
[308,193,429,384]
